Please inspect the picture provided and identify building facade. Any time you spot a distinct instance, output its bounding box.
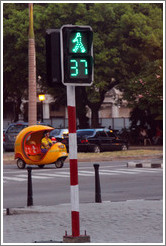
[3,88,132,130]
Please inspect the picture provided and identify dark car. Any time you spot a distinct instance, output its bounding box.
[77,128,128,152]
[78,128,128,152]
[3,122,52,152]
[62,128,128,153]
[3,122,28,151]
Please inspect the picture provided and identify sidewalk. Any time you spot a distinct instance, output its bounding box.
[3,199,163,244]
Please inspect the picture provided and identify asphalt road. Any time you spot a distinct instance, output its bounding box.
[3,159,163,208]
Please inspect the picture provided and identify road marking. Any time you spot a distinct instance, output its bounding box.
[3,177,26,182]
[78,171,94,176]
[38,171,94,177]
[125,168,162,173]
[99,172,119,176]
[17,174,50,179]
[3,167,162,184]
[17,174,69,179]
[99,169,138,175]
[78,173,94,176]
[36,173,70,178]
[107,169,140,173]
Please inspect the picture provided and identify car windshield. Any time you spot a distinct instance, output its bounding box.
[7,124,27,133]
[77,130,95,137]
[50,129,61,136]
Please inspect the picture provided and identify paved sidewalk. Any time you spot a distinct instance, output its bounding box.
[3,199,163,244]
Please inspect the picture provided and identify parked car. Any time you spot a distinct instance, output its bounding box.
[3,122,28,151]
[61,128,128,153]
[3,122,52,152]
[49,128,69,143]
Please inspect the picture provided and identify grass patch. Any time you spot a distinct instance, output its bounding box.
[4,149,163,162]
[77,149,163,159]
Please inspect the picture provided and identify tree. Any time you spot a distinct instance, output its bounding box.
[114,4,163,127]
[83,3,163,127]
[3,4,29,121]
[3,3,163,128]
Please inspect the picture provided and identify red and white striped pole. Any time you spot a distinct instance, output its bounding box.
[67,85,80,237]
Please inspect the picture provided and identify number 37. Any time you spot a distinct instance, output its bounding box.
[70,59,88,77]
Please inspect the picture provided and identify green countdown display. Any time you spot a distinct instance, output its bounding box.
[70,58,88,78]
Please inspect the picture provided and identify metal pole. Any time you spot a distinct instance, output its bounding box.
[67,85,80,237]
[27,167,33,206]
[41,100,43,122]
[93,164,102,203]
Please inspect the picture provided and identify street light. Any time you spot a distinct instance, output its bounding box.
[38,94,45,122]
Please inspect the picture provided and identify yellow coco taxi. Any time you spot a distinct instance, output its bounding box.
[14,125,68,169]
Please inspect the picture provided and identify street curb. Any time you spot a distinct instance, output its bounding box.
[127,161,163,168]
[3,199,163,216]
[3,204,71,215]
[3,154,163,165]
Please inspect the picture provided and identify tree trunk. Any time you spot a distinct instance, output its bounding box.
[28,3,37,126]
[76,87,89,129]
[87,81,119,128]
[77,109,89,129]
[14,97,22,122]
[91,104,100,128]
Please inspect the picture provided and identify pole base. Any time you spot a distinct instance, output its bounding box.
[63,235,90,243]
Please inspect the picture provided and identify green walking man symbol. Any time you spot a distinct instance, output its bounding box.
[72,32,86,53]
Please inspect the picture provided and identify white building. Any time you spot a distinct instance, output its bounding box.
[4,88,132,130]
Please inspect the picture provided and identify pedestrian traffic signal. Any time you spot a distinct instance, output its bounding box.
[69,32,88,53]
[45,29,61,86]
[60,25,93,86]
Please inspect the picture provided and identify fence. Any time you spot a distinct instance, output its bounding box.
[3,117,131,131]
[43,117,131,131]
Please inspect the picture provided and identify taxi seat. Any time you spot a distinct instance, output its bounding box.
[25,143,42,156]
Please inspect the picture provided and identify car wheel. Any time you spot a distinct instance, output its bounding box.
[121,144,128,151]
[55,159,64,168]
[93,145,101,153]
[38,165,45,168]
[17,158,26,169]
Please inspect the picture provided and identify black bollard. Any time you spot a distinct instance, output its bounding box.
[93,164,102,203]
[6,208,10,215]
[27,167,33,206]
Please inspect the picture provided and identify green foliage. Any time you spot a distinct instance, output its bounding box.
[3,4,29,104]
[3,3,163,126]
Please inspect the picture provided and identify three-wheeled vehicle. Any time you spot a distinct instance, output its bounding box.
[15,125,68,169]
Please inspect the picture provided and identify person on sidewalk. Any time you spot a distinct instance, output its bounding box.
[41,131,53,153]
[139,128,151,146]
[153,126,162,145]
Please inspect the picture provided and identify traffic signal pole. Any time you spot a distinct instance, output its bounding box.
[63,85,90,243]
[67,85,80,237]
[58,25,93,242]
